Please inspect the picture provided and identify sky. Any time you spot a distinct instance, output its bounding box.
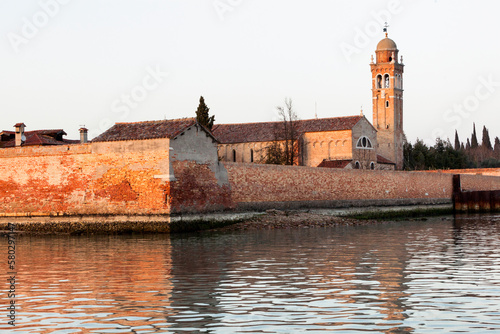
[1,0,500,145]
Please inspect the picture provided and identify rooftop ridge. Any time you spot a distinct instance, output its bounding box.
[115,117,196,125]
[214,115,362,127]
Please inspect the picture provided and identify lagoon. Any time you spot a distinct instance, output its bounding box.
[2,214,500,333]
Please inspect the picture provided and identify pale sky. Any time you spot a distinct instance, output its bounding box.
[1,0,499,145]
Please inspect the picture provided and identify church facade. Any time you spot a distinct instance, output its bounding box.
[214,34,404,170]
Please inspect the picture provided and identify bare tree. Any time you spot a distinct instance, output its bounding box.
[276,98,299,165]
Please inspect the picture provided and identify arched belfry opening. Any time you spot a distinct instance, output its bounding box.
[384,74,390,88]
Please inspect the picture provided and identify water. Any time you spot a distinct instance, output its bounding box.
[2,214,500,333]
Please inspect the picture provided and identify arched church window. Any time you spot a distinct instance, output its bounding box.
[232,149,236,162]
[250,149,254,163]
[370,162,375,170]
[384,74,390,88]
[385,100,389,108]
[376,75,382,89]
[356,136,373,149]
[354,161,360,169]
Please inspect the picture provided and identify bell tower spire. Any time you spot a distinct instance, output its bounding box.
[370,27,404,170]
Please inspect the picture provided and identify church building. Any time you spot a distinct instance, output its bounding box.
[214,32,405,170]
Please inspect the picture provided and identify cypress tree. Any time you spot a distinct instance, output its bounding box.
[454,130,460,150]
[482,125,493,150]
[196,96,215,131]
[495,137,500,155]
[471,123,479,148]
[466,138,471,150]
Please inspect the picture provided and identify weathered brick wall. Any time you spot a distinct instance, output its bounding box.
[168,161,233,213]
[0,140,172,216]
[0,130,233,217]
[2,139,499,219]
[422,168,500,177]
[224,162,500,209]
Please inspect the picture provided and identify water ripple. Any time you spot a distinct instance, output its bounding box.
[1,215,500,332]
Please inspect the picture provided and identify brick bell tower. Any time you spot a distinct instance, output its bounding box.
[370,26,404,170]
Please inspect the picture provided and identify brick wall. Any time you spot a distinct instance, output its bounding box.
[0,140,172,216]
[1,140,499,220]
[421,168,500,177]
[223,162,500,210]
[0,134,233,217]
[168,160,233,213]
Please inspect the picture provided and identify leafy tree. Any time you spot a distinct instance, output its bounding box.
[471,123,479,148]
[262,140,286,165]
[196,96,215,131]
[403,141,413,170]
[403,138,468,170]
[480,158,500,168]
[482,125,493,150]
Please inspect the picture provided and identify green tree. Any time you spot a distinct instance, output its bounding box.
[403,141,413,170]
[262,140,286,165]
[471,123,479,148]
[412,139,429,170]
[495,137,500,158]
[195,96,215,131]
[403,138,468,170]
[482,125,493,150]
[454,130,461,150]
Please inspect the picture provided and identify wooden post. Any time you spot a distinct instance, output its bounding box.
[452,174,461,212]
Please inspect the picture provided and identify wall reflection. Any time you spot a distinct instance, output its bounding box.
[3,215,500,333]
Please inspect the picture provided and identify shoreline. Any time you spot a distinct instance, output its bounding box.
[0,204,454,235]
[209,205,454,232]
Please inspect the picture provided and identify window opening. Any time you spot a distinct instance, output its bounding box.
[356,136,373,149]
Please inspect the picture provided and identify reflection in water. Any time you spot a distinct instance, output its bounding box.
[1,215,500,333]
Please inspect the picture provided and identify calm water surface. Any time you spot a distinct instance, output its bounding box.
[2,214,500,333]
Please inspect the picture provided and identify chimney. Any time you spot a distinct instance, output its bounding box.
[14,123,26,147]
[79,127,88,144]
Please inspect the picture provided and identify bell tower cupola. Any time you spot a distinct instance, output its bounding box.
[370,24,404,170]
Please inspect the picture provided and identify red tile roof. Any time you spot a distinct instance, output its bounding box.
[0,130,70,148]
[377,154,395,165]
[92,118,209,142]
[212,116,364,144]
[317,159,352,168]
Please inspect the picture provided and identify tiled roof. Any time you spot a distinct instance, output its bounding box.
[212,116,364,144]
[377,154,395,165]
[92,118,203,142]
[317,159,352,169]
[0,130,69,148]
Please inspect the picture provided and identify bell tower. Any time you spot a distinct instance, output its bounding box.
[370,26,404,170]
